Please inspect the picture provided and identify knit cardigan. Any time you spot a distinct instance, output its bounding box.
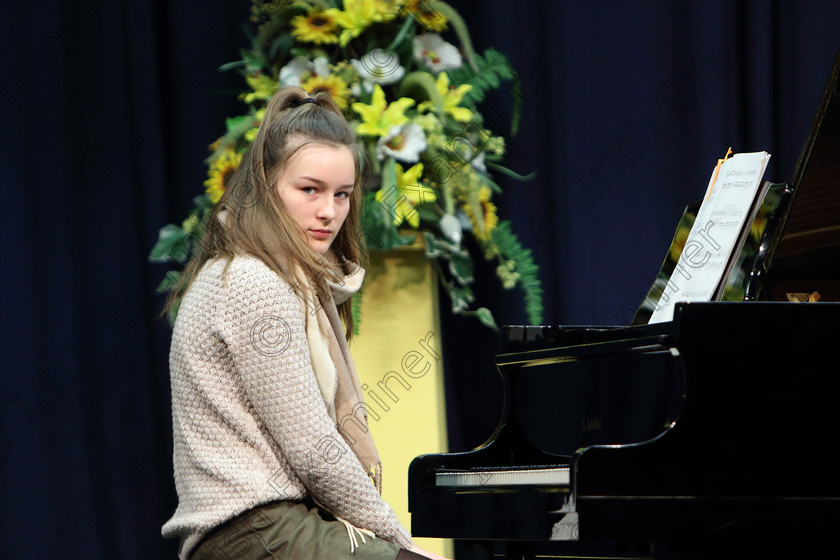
[161,255,412,559]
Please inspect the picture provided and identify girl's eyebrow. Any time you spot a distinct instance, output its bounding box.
[298,176,354,189]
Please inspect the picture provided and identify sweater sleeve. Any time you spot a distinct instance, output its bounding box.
[217,257,412,548]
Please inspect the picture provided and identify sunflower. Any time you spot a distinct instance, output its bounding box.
[290,7,340,45]
[204,150,243,204]
[401,0,448,32]
[300,73,352,110]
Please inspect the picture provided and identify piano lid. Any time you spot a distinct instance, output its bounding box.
[769,48,840,265]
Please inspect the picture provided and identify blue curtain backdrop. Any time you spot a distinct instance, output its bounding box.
[1,1,838,558]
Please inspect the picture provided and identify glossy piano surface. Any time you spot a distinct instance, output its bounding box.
[409,317,685,541]
[409,302,840,558]
[571,302,840,542]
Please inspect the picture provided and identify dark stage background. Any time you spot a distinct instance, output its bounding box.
[2,1,839,558]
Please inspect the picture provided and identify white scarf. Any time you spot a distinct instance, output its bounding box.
[295,264,384,493]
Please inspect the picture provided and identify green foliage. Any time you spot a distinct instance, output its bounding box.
[448,48,515,104]
[491,220,544,325]
[447,48,522,135]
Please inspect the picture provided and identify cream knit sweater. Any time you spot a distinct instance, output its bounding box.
[162,255,412,559]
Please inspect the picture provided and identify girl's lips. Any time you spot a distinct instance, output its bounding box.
[310,229,332,240]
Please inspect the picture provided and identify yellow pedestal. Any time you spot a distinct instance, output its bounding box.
[350,241,452,558]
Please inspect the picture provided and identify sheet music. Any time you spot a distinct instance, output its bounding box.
[649,151,770,323]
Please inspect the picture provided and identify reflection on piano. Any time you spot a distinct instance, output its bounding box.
[408,51,840,559]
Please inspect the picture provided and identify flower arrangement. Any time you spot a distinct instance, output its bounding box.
[150,0,543,330]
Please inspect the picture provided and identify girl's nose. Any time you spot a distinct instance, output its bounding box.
[316,196,336,220]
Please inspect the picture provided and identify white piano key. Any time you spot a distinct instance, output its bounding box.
[435,467,570,487]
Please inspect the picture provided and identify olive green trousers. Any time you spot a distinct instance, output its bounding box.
[191,500,401,560]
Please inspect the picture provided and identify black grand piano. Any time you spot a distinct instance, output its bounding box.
[408,51,840,559]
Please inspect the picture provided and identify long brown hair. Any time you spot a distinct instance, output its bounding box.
[164,87,366,338]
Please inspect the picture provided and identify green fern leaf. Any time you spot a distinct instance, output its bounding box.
[448,48,515,105]
[491,220,544,324]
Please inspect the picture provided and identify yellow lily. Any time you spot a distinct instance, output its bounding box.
[419,71,473,122]
[352,84,415,137]
[326,0,395,46]
[463,183,498,241]
[376,162,436,228]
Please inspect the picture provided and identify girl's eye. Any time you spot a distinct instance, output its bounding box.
[302,186,317,195]
[335,191,351,199]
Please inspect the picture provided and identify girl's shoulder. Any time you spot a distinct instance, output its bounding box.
[197,254,288,288]
[184,254,295,309]
[175,255,301,338]
[219,254,298,308]
[226,253,276,279]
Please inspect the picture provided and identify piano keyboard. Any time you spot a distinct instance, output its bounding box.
[435,466,570,487]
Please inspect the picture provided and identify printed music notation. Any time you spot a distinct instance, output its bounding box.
[649,151,771,323]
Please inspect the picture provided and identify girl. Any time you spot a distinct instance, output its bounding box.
[161,87,447,560]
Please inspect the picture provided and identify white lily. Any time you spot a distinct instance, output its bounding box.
[279,56,331,87]
[413,33,463,72]
[376,123,427,163]
[351,49,405,92]
[439,213,463,246]
[469,151,487,173]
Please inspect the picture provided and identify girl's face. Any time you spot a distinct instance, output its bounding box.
[275,142,356,256]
